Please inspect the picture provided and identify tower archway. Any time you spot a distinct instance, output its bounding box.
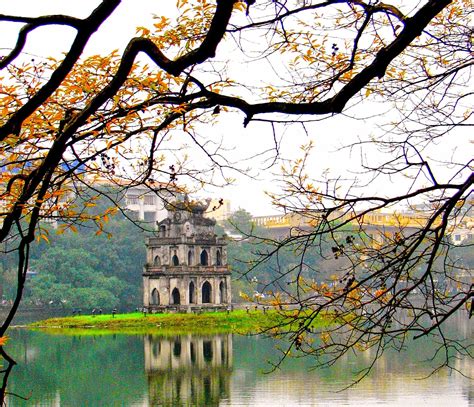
[172,254,179,266]
[150,288,160,305]
[219,281,226,304]
[189,281,196,304]
[200,249,209,266]
[202,281,212,303]
[171,288,181,305]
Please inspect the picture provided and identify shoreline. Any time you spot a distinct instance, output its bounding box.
[26,309,330,335]
[27,309,282,335]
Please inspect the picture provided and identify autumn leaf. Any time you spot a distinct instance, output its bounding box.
[0,336,9,346]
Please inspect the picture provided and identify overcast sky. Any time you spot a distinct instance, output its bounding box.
[1,1,471,216]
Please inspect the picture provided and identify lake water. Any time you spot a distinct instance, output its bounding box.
[2,313,473,406]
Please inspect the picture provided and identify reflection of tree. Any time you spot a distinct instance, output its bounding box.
[2,330,471,404]
[231,323,473,403]
[5,330,147,405]
[144,334,232,407]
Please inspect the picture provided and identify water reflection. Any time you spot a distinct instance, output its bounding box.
[3,316,472,406]
[144,334,232,406]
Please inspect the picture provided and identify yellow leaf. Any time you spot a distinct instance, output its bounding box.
[40,234,49,243]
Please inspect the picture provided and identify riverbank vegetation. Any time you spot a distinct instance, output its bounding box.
[1,196,145,309]
[1,205,344,312]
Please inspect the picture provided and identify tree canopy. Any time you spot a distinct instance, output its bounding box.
[25,207,145,310]
[0,0,472,396]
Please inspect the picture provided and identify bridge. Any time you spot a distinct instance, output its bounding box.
[252,210,471,242]
[254,210,433,229]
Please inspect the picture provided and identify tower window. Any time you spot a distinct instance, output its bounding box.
[202,281,212,303]
[200,250,209,266]
[172,254,179,266]
[171,288,181,305]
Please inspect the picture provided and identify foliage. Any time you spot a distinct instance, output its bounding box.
[225,208,256,236]
[226,209,353,300]
[256,142,472,381]
[25,197,146,310]
[450,237,474,270]
[0,0,472,395]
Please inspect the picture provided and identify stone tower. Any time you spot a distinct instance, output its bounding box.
[143,198,231,312]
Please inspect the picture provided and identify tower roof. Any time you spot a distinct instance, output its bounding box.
[166,196,212,215]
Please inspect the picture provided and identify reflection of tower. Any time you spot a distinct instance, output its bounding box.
[144,334,233,406]
[143,198,232,312]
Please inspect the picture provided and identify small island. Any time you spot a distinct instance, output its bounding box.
[29,309,329,336]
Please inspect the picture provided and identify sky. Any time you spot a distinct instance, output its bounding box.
[1,1,472,216]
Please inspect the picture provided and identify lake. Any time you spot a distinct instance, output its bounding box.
[2,313,473,406]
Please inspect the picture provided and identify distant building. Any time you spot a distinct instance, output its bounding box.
[124,184,172,224]
[88,176,180,224]
[447,207,474,245]
[125,190,231,226]
[450,226,474,245]
[252,209,474,245]
[143,197,231,312]
[0,169,228,229]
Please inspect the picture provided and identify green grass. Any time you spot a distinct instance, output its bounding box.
[28,309,330,336]
[29,310,278,335]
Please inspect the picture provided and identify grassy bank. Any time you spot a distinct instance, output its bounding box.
[28,309,330,335]
[29,310,280,335]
